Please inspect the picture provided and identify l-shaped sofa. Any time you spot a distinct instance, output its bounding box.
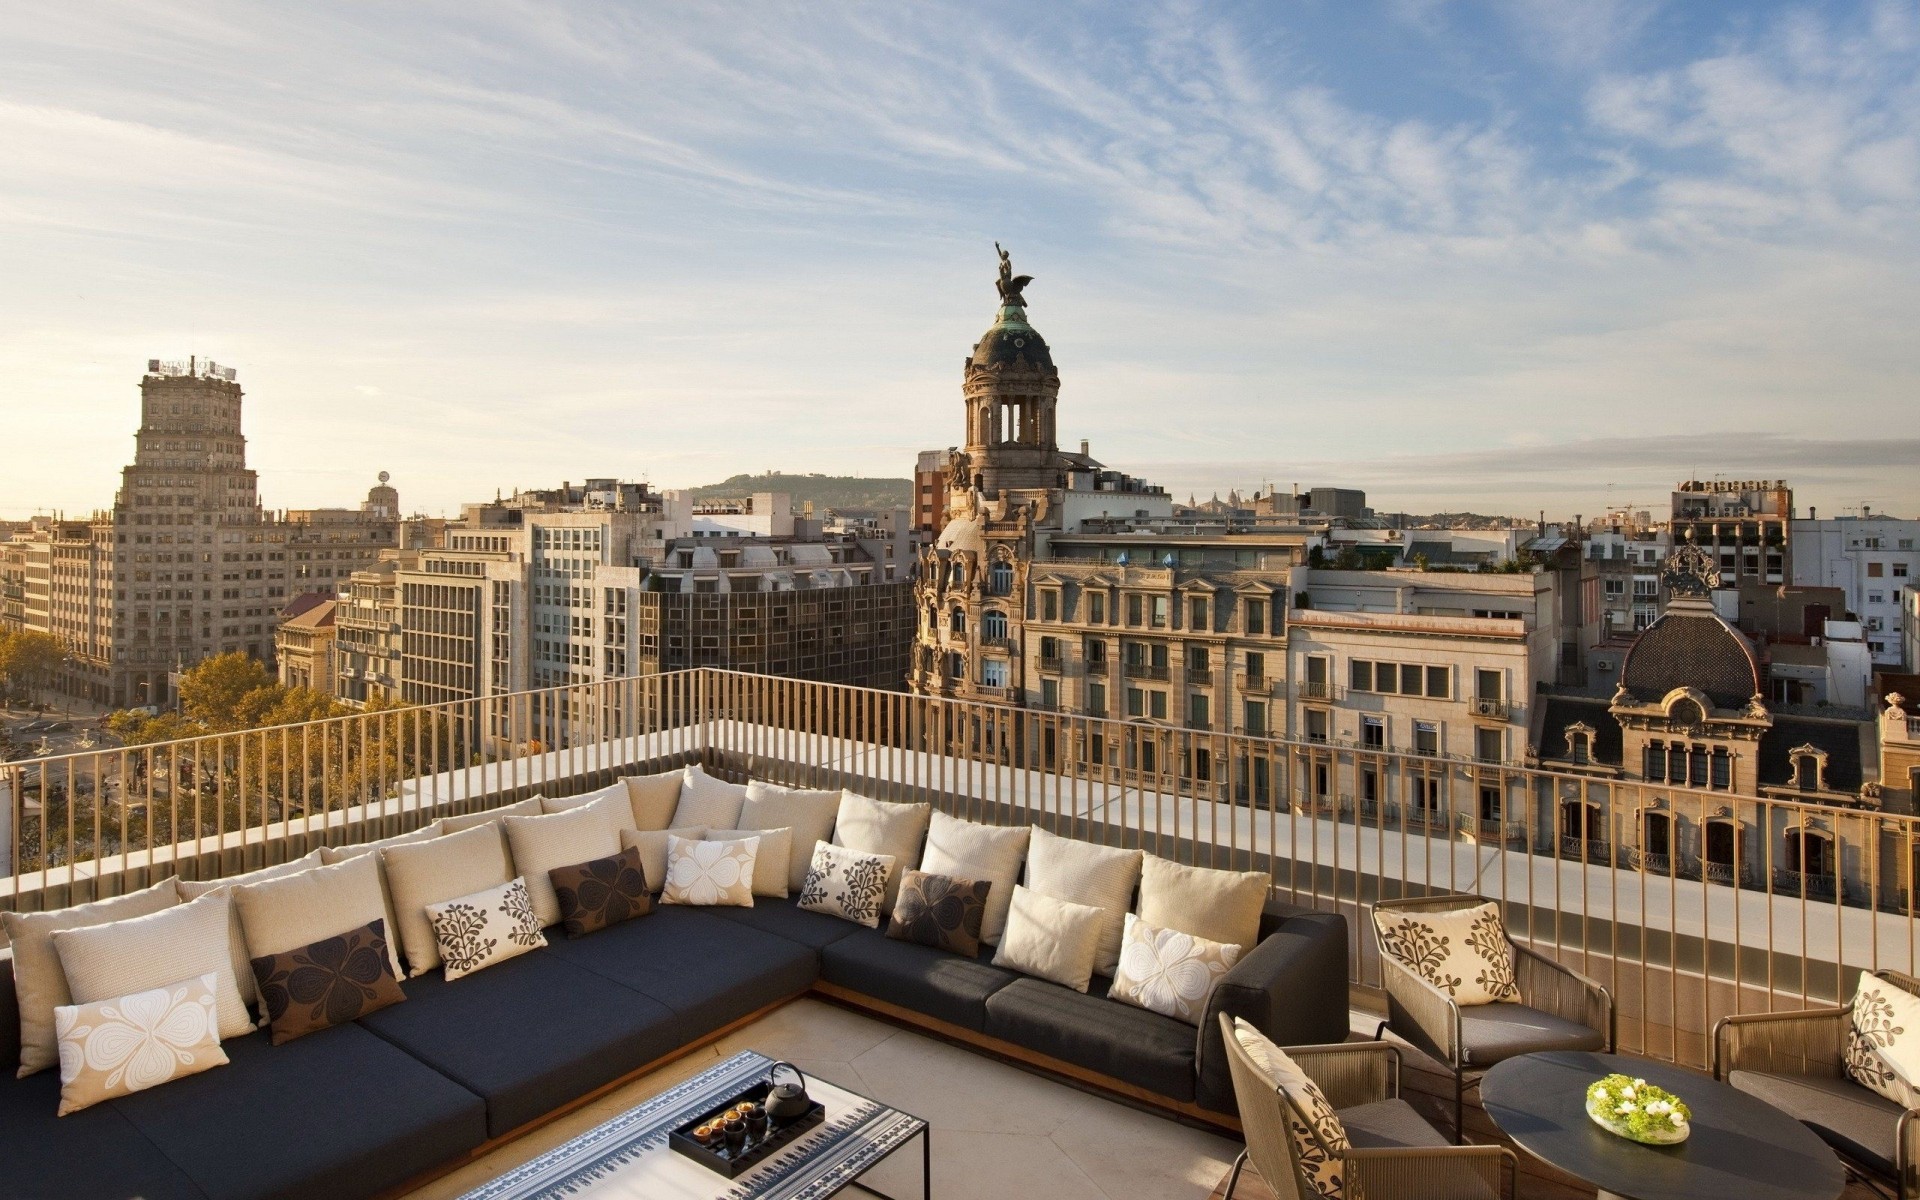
[0,769,1347,1200]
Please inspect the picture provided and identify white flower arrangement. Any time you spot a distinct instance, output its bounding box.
[1584,1074,1692,1145]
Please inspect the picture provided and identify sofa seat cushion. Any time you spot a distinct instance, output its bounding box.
[1730,1069,1903,1177]
[0,1067,206,1200]
[983,977,1197,1101]
[822,925,1021,1031]
[113,1023,486,1200]
[1458,1002,1606,1067]
[702,895,866,952]
[359,949,679,1136]
[1340,1098,1450,1149]
[544,906,816,1034]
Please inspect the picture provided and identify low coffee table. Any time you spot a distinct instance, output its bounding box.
[459,1050,930,1200]
[1480,1050,1843,1200]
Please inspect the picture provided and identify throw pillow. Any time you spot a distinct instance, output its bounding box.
[886,870,990,956]
[4,878,181,1078]
[231,852,402,983]
[622,768,684,831]
[832,792,931,915]
[1108,913,1244,1025]
[798,841,896,928]
[992,885,1107,992]
[51,890,253,1042]
[1137,854,1268,955]
[1371,902,1520,1006]
[439,796,545,837]
[248,919,406,1045]
[503,806,624,927]
[706,828,791,898]
[1846,973,1920,1108]
[672,764,748,829]
[427,878,547,981]
[378,824,513,975]
[550,846,651,938]
[541,786,637,838]
[54,972,229,1116]
[1232,1018,1350,1200]
[175,850,326,1015]
[618,825,709,894]
[739,780,841,892]
[318,823,441,863]
[1024,828,1142,975]
[661,834,758,908]
[920,812,1028,945]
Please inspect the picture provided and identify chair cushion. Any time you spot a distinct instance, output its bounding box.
[983,977,1197,1101]
[822,925,1022,1031]
[113,1023,486,1200]
[1458,1002,1605,1067]
[543,906,816,1035]
[702,895,865,952]
[1729,1069,1903,1177]
[0,1066,205,1200]
[1339,1098,1450,1149]
[358,948,680,1136]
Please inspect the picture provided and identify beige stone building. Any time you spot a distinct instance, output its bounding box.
[274,598,337,694]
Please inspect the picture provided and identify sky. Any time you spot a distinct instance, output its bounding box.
[2,1,1917,522]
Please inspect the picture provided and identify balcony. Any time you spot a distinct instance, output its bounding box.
[1084,659,1108,676]
[1297,679,1336,700]
[1123,662,1169,681]
[1186,667,1213,686]
[1235,673,1271,693]
[1469,696,1510,720]
[1037,653,1064,674]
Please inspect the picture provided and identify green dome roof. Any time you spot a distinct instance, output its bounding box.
[970,303,1053,370]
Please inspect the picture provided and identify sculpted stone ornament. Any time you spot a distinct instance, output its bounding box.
[994,242,1033,306]
[1661,537,1721,599]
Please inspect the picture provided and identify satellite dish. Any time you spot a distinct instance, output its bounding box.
[378,471,391,485]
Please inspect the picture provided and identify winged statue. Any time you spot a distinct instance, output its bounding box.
[994,242,1033,305]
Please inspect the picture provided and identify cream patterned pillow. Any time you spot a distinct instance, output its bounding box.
[54,972,229,1116]
[798,841,896,928]
[992,885,1107,992]
[426,878,547,982]
[661,834,758,908]
[1372,902,1519,1006]
[1233,1018,1350,1200]
[1108,913,1244,1024]
[1846,973,1920,1107]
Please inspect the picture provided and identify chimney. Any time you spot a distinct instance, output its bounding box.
[1079,439,1090,458]
[1810,506,1816,519]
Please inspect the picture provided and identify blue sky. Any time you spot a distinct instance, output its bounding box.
[3,1,1917,520]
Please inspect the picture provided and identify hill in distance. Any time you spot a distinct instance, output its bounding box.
[690,472,912,513]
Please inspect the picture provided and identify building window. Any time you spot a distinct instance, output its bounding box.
[950,608,966,635]
[1305,709,1329,743]
[1040,677,1059,708]
[1087,681,1106,717]
[1126,594,1143,626]
[1475,668,1502,703]
[1245,651,1265,683]
[1868,561,1885,578]
[1246,599,1265,635]
[1475,727,1502,763]
[982,659,1008,688]
[1361,716,1384,749]
[1349,660,1449,698]
[983,609,1008,640]
[1041,590,1058,621]
[1187,645,1209,672]
[1789,746,1826,791]
[1089,592,1106,624]
[1243,699,1266,737]
[988,560,1014,595]
[1188,693,1209,729]
[1150,596,1168,628]
[1149,690,1167,719]
[1188,596,1208,630]
[1414,721,1439,756]
[1127,687,1145,717]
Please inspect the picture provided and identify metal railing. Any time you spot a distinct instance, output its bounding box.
[6,667,1920,1074]
[1122,662,1169,681]
[1299,680,1337,700]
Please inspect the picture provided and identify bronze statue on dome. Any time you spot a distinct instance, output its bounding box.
[994,242,1033,305]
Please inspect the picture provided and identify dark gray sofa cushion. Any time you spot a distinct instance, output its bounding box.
[113,1023,485,1200]
[984,977,1198,1101]
[701,896,865,952]
[821,925,1022,1031]
[1730,1069,1903,1177]
[0,1063,208,1200]
[1457,1002,1606,1067]
[545,907,816,1033]
[359,948,681,1137]
[1195,907,1350,1113]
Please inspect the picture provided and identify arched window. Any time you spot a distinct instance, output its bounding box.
[1789,745,1827,792]
[982,610,1008,640]
[1784,827,1834,878]
[988,559,1014,596]
[949,608,966,636]
[948,560,965,589]
[1564,722,1594,764]
[1668,697,1704,729]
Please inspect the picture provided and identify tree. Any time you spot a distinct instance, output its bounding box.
[176,651,278,731]
[0,629,69,706]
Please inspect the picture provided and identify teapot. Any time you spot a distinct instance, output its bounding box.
[765,1061,811,1122]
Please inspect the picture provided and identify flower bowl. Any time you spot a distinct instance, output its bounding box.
[1584,1074,1691,1146]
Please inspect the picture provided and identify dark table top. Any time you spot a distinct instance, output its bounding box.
[1480,1051,1845,1200]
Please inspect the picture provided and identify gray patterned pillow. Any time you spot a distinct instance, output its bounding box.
[798,841,895,928]
[425,877,547,981]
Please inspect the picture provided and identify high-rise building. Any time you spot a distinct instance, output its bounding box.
[1669,479,1793,586]
[1792,514,1920,668]
[913,450,950,539]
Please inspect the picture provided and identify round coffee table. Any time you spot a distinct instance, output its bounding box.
[1480,1051,1844,1200]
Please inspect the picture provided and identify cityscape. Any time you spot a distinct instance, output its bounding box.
[3,6,1918,1200]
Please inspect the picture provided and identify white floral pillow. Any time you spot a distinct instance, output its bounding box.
[54,972,229,1115]
[1233,1018,1350,1200]
[1846,972,1920,1107]
[661,834,758,908]
[1108,914,1243,1025]
[426,877,547,981]
[798,841,896,928]
[1372,902,1519,1006]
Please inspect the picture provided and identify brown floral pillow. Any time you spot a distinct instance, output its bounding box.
[550,846,651,938]
[249,918,406,1045]
[886,870,990,956]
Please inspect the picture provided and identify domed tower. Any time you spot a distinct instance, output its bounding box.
[363,470,399,518]
[962,244,1061,494]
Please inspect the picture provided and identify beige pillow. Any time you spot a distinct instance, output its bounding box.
[1137,854,1268,954]
[1108,913,1244,1025]
[921,812,1029,945]
[427,878,546,981]
[618,825,709,893]
[379,824,513,976]
[672,764,747,829]
[1025,828,1142,975]
[54,972,229,1116]
[706,828,791,898]
[623,769,684,831]
[319,824,440,863]
[232,852,402,981]
[1372,902,1519,1007]
[541,789,635,840]
[832,792,931,915]
[52,891,253,1041]
[439,796,545,836]
[175,851,325,1012]
[4,878,181,1077]
[992,886,1106,993]
[503,807,623,927]
[661,834,758,908]
[739,780,841,891]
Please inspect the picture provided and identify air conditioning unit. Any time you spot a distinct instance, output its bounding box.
[1473,699,1504,717]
